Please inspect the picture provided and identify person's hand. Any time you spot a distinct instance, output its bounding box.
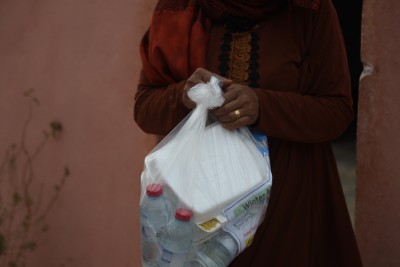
[182,68,232,110]
[212,83,259,129]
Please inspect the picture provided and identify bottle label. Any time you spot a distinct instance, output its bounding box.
[159,248,189,266]
[222,179,271,253]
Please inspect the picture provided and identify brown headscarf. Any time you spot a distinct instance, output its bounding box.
[196,0,287,21]
[140,0,320,86]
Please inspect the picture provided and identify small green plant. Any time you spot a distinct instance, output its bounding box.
[0,89,69,267]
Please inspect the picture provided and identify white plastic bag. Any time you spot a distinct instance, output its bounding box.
[140,77,272,266]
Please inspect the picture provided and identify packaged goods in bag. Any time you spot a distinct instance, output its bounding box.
[139,77,273,266]
[146,125,267,226]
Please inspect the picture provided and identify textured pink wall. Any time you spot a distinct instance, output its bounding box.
[356,1,400,266]
[0,0,157,266]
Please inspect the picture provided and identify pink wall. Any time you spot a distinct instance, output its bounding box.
[0,0,157,266]
[356,1,400,266]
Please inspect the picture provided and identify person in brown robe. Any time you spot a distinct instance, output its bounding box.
[134,0,363,266]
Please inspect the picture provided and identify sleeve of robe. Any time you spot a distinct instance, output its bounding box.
[134,0,353,143]
[134,69,190,136]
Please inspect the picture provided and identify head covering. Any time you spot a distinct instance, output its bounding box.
[196,0,287,21]
[140,0,320,86]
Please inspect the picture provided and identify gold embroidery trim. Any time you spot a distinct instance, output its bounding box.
[228,32,252,85]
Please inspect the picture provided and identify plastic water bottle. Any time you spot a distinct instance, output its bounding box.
[187,230,239,267]
[140,183,171,267]
[158,208,193,267]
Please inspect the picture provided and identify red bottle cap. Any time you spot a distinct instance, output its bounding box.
[175,208,192,221]
[146,183,163,197]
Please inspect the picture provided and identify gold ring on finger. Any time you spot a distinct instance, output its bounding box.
[234,109,241,119]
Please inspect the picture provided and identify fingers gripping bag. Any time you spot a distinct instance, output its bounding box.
[139,77,272,267]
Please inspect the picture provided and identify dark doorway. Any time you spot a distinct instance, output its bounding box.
[331,0,363,225]
[332,0,363,139]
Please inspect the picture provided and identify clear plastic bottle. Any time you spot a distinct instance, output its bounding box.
[187,230,239,267]
[158,208,193,267]
[140,183,171,267]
